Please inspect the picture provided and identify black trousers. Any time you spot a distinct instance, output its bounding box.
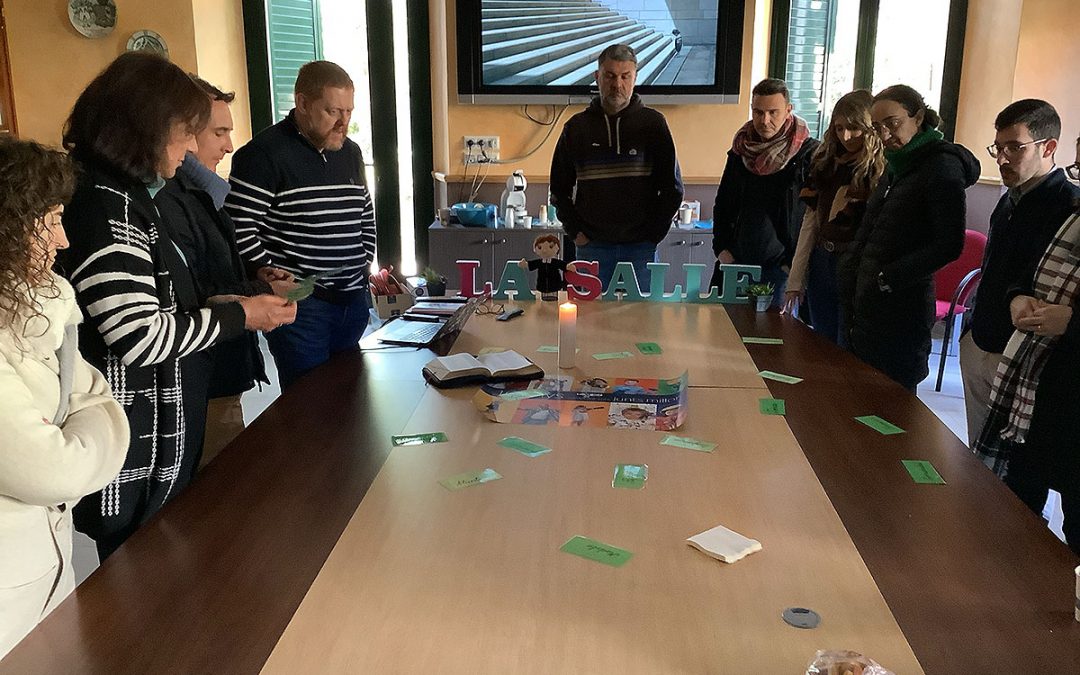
[1004,427,1080,557]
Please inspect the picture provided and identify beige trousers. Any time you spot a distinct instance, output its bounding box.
[201,395,246,468]
[958,332,1002,449]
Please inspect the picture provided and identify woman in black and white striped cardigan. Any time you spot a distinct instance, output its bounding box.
[58,53,296,559]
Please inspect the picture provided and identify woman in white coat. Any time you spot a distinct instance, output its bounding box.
[0,138,129,659]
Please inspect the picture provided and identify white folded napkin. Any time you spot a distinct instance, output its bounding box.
[687,524,762,564]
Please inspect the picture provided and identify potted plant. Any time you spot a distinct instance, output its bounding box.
[421,266,447,297]
[747,282,775,312]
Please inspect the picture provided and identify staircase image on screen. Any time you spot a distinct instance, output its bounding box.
[480,0,719,87]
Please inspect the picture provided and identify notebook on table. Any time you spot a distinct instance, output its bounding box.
[370,297,481,346]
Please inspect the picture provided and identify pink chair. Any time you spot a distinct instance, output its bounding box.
[933,229,988,391]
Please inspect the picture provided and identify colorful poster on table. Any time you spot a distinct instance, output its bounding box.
[473,372,689,431]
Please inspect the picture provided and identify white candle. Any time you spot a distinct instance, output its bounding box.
[558,302,577,369]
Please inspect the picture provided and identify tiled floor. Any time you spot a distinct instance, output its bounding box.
[71,316,1067,585]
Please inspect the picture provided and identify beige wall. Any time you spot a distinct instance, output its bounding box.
[192,0,252,175]
[442,0,765,184]
[6,0,198,146]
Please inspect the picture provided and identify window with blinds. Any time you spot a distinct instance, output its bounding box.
[782,0,837,138]
[267,0,324,123]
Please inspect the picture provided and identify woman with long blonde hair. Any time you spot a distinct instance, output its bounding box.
[783,90,885,345]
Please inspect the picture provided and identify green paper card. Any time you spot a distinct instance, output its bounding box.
[901,459,946,485]
[392,432,449,446]
[560,535,633,567]
[636,342,663,355]
[759,370,803,384]
[759,398,786,415]
[285,276,315,302]
[855,415,906,435]
[498,389,549,401]
[593,351,634,360]
[498,436,551,457]
[612,463,648,489]
[439,468,502,491]
[742,337,784,345]
[536,345,559,353]
[660,434,716,453]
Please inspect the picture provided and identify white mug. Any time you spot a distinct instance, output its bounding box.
[678,205,693,225]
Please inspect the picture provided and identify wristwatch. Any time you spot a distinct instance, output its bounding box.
[877,271,892,293]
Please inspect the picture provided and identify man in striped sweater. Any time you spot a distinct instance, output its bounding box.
[226,61,376,389]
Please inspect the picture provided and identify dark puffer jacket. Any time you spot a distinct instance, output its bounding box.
[839,139,980,390]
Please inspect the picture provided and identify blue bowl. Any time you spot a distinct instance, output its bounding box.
[451,202,492,227]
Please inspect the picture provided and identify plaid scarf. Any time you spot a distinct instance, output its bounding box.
[974,211,1080,476]
[732,115,811,176]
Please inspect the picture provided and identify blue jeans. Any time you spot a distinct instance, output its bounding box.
[805,247,845,347]
[575,241,659,294]
[265,291,371,390]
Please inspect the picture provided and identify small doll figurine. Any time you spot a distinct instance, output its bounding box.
[518,234,577,300]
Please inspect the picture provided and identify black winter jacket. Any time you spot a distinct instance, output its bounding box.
[550,94,683,244]
[711,138,819,267]
[840,139,981,390]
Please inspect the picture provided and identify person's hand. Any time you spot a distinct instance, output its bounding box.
[206,294,245,306]
[269,278,298,298]
[517,258,529,270]
[566,262,577,273]
[781,290,802,316]
[1016,302,1073,337]
[256,266,294,285]
[573,233,590,246]
[716,249,735,265]
[780,264,791,274]
[1009,294,1040,328]
[239,294,297,332]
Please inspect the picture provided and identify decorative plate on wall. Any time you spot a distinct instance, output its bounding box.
[68,0,117,39]
[126,30,170,59]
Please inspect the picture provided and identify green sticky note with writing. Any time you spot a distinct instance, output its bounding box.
[742,337,784,345]
[498,436,551,457]
[536,345,559,353]
[392,432,449,446]
[560,535,633,567]
[636,342,663,355]
[660,434,716,453]
[498,389,549,401]
[855,415,905,435]
[901,459,946,485]
[593,351,634,360]
[759,398,786,415]
[759,370,803,384]
[612,463,648,489]
[439,467,502,491]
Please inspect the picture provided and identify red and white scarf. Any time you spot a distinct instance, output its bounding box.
[975,211,1080,475]
[731,115,811,176]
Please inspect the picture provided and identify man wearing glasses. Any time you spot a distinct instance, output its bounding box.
[960,99,1079,450]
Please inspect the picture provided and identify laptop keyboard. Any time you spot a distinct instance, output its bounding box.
[399,322,442,343]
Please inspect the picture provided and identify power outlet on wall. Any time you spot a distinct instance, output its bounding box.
[463,136,500,164]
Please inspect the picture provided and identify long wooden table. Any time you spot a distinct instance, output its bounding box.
[2,301,1077,673]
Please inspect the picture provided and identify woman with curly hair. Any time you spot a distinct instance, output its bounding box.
[57,52,296,559]
[783,90,885,346]
[0,137,129,658]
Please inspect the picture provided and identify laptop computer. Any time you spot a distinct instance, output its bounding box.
[371,296,481,346]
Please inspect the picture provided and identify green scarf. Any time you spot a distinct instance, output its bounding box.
[884,128,944,178]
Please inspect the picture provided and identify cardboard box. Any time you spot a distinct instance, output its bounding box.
[370,274,415,319]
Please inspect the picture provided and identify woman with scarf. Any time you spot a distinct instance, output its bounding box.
[975,139,1080,552]
[58,53,296,560]
[782,91,885,345]
[839,85,980,390]
[0,138,128,658]
[711,78,818,307]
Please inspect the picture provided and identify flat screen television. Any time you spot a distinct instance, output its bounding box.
[456,0,745,105]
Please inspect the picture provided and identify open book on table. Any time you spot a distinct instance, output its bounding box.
[422,350,544,388]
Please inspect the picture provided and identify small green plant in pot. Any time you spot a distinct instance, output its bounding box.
[747,282,775,312]
[421,266,447,297]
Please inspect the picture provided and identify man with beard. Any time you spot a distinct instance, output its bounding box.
[226,61,376,389]
[550,44,683,293]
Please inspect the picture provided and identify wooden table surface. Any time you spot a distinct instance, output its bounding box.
[2,301,1077,673]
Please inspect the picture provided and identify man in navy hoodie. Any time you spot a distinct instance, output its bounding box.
[960,99,1079,449]
[550,44,683,293]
